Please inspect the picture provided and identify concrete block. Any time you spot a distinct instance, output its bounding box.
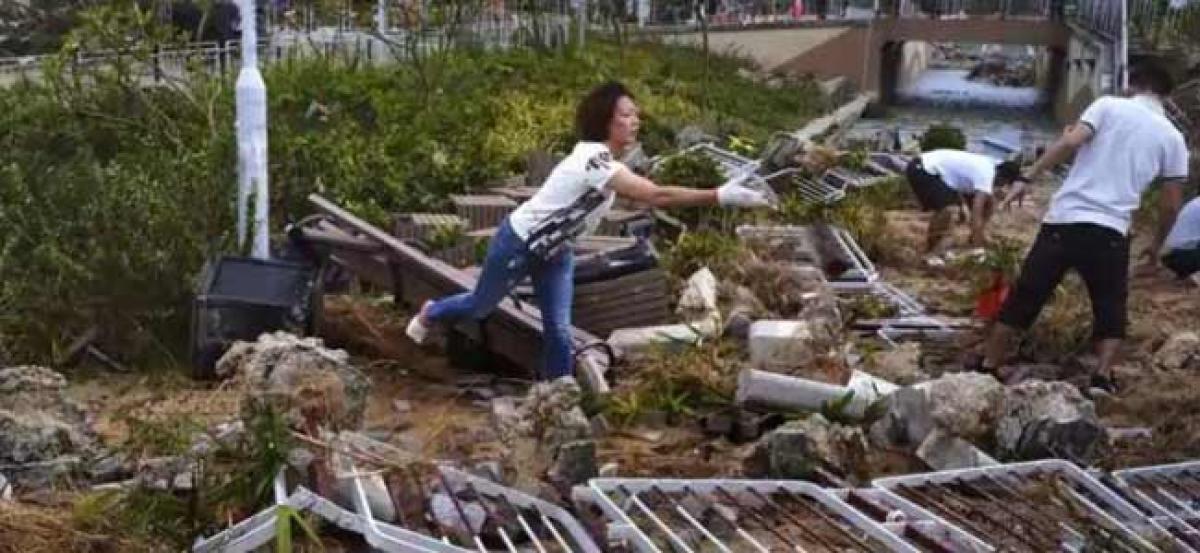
[749,320,816,371]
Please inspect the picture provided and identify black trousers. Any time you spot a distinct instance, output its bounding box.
[905,158,959,211]
[1163,247,1200,279]
[998,223,1130,340]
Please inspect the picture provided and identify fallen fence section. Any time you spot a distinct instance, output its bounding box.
[1113,460,1200,551]
[439,466,603,553]
[306,194,613,394]
[582,477,915,552]
[839,487,993,552]
[873,459,1175,552]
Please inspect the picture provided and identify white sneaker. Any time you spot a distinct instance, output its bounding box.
[405,302,432,345]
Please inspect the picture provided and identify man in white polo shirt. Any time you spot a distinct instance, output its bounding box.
[1161,197,1200,281]
[905,149,1023,253]
[982,60,1189,393]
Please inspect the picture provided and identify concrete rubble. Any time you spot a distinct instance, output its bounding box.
[1154,331,1200,371]
[864,342,929,386]
[746,413,868,480]
[216,331,372,430]
[995,380,1107,464]
[870,372,1003,447]
[492,377,596,496]
[915,429,998,471]
[0,365,102,489]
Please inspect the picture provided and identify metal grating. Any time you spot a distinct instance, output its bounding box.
[839,488,993,553]
[873,460,1173,552]
[1113,461,1200,551]
[584,477,915,552]
[346,462,602,553]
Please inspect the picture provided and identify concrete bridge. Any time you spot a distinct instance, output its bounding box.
[656,2,1125,122]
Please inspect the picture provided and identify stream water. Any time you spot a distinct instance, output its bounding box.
[846,67,1061,160]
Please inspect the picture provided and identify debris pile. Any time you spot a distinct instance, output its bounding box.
[0,365,104,488]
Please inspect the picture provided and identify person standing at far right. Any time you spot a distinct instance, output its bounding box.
[980,59,1190,394]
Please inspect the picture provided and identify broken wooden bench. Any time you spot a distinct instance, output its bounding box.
[303,194,616,394]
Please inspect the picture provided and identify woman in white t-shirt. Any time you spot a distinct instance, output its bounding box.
[405,82,773,380]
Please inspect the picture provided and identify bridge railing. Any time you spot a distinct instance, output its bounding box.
[645,0,1063,27]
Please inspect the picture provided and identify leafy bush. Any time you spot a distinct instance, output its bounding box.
[1,28,824,365]
[920,124,967,151]
[650,150,725,188]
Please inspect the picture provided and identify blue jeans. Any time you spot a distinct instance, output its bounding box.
[425,219,575,379]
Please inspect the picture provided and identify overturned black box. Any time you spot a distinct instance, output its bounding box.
[189,255,322,379]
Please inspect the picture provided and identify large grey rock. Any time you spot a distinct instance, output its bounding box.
[492,377,595,494]
[870,372,1003,448]
[748,414,867,479]
[869,386,935,448]
[925,372,1004,442]
[548,439,598,487]
[1154,332,1200,371]
[217,332,371,430]
[916,429,998,471]
[995,380,1107,463]
[0,366,97,488]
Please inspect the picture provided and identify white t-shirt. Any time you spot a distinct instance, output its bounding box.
[1165,197,1200,252]
[508,142,622,241]
[1044,95,1189,235]
[919,149,997,195]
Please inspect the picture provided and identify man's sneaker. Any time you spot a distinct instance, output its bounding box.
[405,301,433,345]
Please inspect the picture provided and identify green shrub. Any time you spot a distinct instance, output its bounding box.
[1,23,824,365]
[920,124,967,151]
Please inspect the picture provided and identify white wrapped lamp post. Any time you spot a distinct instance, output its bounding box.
[235,0,270,259]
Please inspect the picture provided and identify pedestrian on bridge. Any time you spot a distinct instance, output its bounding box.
[980,59,1189,394]
[406,82,774,380]
[904,149,1024,255]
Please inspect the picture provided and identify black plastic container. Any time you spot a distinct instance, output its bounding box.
[189,255,322,379]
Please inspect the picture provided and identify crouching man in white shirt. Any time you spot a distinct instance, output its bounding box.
[980,60,1189,394]
[1159,197,1200,281]
[904,149,1024,253]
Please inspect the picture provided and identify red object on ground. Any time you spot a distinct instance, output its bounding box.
[975,271,1010,320]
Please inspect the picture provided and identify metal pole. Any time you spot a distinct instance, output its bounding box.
[235,0,270,259]
[377,0,387,33]
[1120,0,1128,92]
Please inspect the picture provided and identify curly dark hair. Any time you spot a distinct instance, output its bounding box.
[576,81,633,142]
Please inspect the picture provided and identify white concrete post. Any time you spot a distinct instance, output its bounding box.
[377,0,387,33]
[1120,0,1129,92]
[235,0,270,259]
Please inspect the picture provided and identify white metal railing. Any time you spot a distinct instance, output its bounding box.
[0,15,570,86]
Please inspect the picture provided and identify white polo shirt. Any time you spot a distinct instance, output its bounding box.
[1165,197,1200,252]
[508,142,621,240]
[1044,95,1189,235]
[919,149,998,195]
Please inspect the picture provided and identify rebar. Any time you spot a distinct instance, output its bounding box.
[945,479,1060,545]
[746,487,847,551]
[894,484,1015,551]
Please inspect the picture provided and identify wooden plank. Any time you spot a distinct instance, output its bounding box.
[309,194,612,393]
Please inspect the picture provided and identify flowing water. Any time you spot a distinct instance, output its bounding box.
[846,67,1061,160]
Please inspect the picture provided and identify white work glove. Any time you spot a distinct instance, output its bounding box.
[717,174,774,208]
